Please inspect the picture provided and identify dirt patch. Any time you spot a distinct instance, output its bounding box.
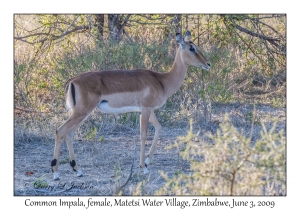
[14,103,286,196]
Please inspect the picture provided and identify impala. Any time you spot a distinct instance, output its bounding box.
[51,31,211,180]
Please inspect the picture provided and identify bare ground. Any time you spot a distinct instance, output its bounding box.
[14,103,286,196]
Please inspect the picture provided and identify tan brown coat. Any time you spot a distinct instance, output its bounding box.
[51,31,211,180]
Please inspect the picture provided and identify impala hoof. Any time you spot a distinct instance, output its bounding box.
[145,157,151,165]
[77,170,83,177]
[143,167,149,175]
[53,172,60,180]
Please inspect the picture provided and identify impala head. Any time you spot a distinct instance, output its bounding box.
[176,31,211,70]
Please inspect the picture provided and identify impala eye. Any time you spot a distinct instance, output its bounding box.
[189,46,196,52]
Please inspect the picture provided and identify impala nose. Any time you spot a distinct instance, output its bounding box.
[201,62,211,70]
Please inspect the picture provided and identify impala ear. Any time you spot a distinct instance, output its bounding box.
[184,31,191,42]
[176,33,185,47]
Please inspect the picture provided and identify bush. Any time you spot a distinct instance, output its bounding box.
[156,114,286,195]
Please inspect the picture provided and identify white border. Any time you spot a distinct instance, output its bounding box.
[3,0,298,209]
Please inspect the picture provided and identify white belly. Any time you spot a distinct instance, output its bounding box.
[98,101,141,114]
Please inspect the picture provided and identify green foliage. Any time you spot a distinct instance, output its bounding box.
[60,157,70,165]
[99,135,104,142]
[156,115,286,195]
[84,126,98,141]
[132,175,151,196]
[33,175,49,188]
[114,162,121,176]
[14,15,286,195]
[14,14,286,132]
[270,96,286,108]
[57,39,171,77]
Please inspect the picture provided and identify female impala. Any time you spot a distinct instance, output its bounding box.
[51,31,211,180]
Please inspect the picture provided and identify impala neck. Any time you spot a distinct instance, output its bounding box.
[163,48,189,98]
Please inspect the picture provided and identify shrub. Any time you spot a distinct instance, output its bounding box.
[156,114,286,195]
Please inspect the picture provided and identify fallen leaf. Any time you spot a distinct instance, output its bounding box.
[25,171,34,176]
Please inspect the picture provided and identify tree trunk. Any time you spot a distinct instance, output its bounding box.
[95,14,104,40]
[173,14,182,34]
[108,14,118,40]
[108,14,131,41]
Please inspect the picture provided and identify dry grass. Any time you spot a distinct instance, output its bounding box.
[14,14,286,196]
[14,103,285,196]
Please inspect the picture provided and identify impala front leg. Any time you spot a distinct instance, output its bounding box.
[140,108,151,174]
[145,110,162,165]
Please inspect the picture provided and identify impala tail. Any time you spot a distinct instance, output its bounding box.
[65,82,76,111]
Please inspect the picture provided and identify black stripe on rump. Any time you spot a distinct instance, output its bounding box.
[71,83,76,105]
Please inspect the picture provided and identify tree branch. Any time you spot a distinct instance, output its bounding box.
[233,22,279,42]
[138,14,167,21]
[14,25,90,44]
[221,15,286,55]
[58,15,80,43]
[123,29,133,43]
[243,14,286,21]
[117,14,131,40]
[252,18,285,40]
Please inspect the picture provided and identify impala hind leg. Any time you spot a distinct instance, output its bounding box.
[145,110,162,165]
[66,131,82,177]
[140,108,151,174]
[52,113,87,180]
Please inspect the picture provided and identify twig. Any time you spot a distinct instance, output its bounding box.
[48,189,68,195]
[58,15,80,43]
[128,19,168,26]
[221,15,286,54]
[230,171,236,196]
[201,70,208,122]
[250,107,256,140]
[114,137,137,195]
[117,15,131,40]
[14,106,35,113]
[19,92,34,121]
[255,18,285,40]
[233,21,285,54]
[138,14,168,21]
[242,14,286,21]
[123,29,133,43]
[243,90,280,99]
[15,25,89,44]
[34,189,50,194]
